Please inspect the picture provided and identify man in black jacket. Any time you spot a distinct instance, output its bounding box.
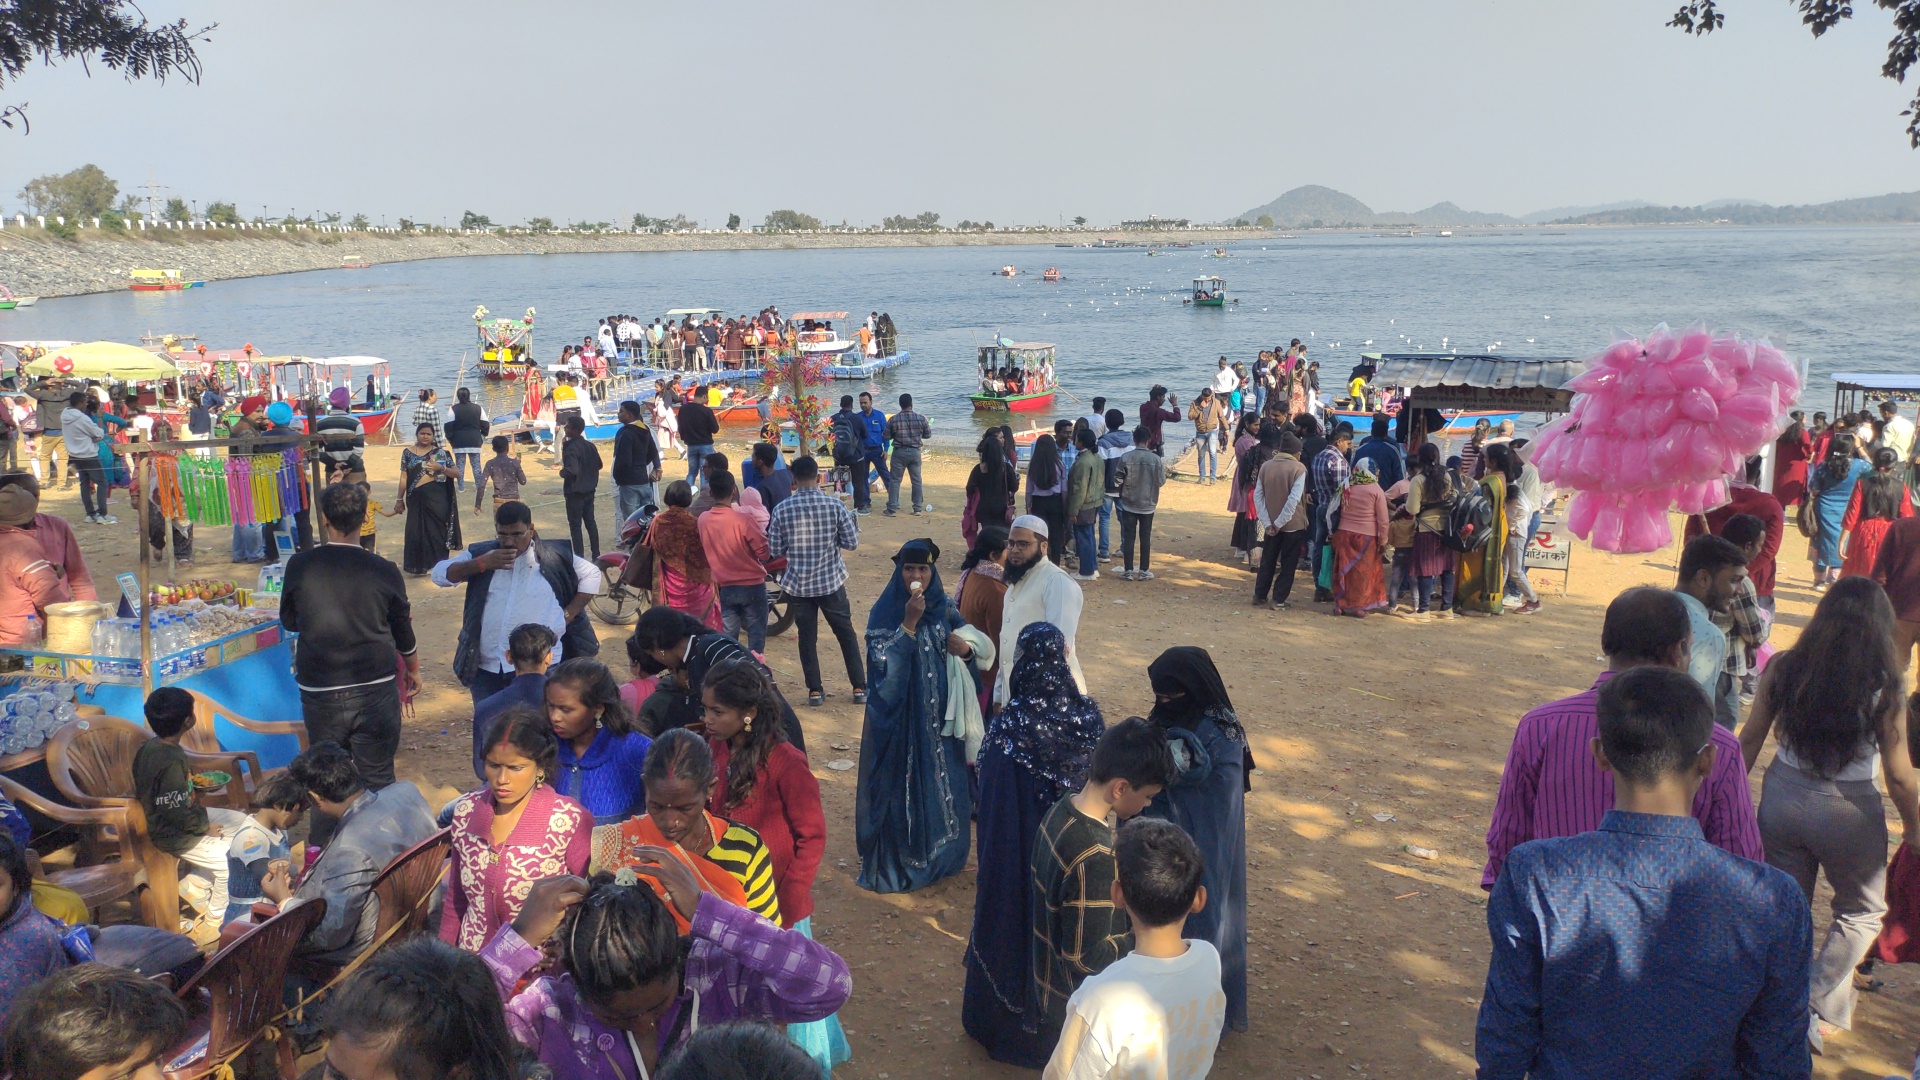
[278,483,418,835]
[445,387,490,494]
[678,391,720,485]
[559,414,603,559]
[611,400,661,529]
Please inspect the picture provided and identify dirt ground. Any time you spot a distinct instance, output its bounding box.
[40,434,1920,1079]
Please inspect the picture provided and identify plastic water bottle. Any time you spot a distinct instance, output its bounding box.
[21,614,40,649]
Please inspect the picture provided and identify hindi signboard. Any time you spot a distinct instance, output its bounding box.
[1523,513,1572,593]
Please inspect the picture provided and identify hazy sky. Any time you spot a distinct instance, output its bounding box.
[4,1,1918,226]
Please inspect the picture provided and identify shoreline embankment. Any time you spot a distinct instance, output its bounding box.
[0,226,1260,300]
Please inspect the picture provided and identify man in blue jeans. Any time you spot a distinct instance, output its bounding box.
[611,400,661,528]
[677,390,719,485]
[1095,408,1131,560]
[857,391,892,511]
[699,472,772,652]
[884,392,931,516]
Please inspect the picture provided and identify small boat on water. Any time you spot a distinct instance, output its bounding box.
[0,288,36,310]
[341,255,369,269]
[1041,268,1061,282]
[129,268,204,292]
[792,310,911,380]
[970,340,1057,413]
[1189,275,1227,308]
[994,266,1018,277]
[475,306,535,380]
[274,356,400,438]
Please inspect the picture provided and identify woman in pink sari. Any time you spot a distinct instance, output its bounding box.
[643,480,721,629]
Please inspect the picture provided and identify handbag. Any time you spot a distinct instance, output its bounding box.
[961,488,980,546]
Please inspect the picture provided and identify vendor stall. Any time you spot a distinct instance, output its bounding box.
[1360,352,1587,448]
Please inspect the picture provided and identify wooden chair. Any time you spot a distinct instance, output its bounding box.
[44,717,254,929]
[181,690,307,804]
[0,772,156,925]
[161,897,327,1080]
[288,827,449,985]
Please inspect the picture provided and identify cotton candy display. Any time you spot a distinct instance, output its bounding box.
[1531,324,1801,554]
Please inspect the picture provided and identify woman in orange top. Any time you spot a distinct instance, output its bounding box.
[589,728,782,929]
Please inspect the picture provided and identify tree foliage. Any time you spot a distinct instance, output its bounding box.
[726,212,740,230]
[0,1,216,131]
[1670,0,1920,145]
[459,210,492,229]
[881,211,941,231]
[162,196,187,221]
[1256,213,1275,228]
[527,216,554,233]
[16,162,116,218]
[348,212,368,229]
[205,200,237,224]
[1072,215,1087,227]
[632,212,695,232]
[762,209,821,232]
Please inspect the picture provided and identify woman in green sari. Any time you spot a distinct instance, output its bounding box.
[1455,442,1512,615]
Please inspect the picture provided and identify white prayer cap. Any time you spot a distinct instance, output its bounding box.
[1010,514,1049,539]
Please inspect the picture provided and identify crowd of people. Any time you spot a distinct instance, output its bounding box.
[16,335,1920,1078]
[571,309,900,374]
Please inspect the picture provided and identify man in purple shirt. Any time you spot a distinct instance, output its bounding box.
[1137,385,1179,456]
[1482,586,1764,888]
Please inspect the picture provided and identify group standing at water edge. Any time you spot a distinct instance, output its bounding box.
[17,336,1920,1080]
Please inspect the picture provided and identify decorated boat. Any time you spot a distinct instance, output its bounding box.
[0,287,36,310]
[129,268,205,292]
[970,341,1057,413]
[1190,275,1226,307]
[475,306,535,380]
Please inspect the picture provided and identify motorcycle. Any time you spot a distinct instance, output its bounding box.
[589,502,796,636]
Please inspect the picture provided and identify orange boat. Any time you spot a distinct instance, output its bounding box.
[1042,268,1061,282]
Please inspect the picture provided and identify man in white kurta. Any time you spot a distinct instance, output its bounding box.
[994,515,1085,707]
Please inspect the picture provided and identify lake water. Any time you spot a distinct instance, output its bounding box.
[7,226,1918,448]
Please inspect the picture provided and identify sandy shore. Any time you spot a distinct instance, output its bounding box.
[40,433,1918,1079]
[0,226,1258,300]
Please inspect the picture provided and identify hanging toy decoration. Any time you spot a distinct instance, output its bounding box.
[760,347,832,454]
[1531,323,1803,554]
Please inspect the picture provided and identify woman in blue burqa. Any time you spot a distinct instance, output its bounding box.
[962,622,1106,1067]
[856,538,978,893]
[1144,645,1250,1034]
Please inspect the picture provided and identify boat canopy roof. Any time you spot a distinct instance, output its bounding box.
[311,356,390,369]
[0,340,76,350]
[665,307,723,317]
[791,311,848,320]
[1194,275,1224,284]
[1833,372,1920,393]
[130,268,185,278]
[1360,352,1586,391]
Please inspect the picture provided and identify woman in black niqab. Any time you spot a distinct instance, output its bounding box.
[1141,645,1250,1034]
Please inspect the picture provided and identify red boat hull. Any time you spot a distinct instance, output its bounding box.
[295,407,397,438]
[971,391,1055,413]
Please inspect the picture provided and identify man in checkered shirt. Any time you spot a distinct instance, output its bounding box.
[768,455,867,707]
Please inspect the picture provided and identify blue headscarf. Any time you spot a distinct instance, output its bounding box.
[867,538,948,632]
[982,622,1105,810]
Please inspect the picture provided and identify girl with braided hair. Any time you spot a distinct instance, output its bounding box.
[478,870,852,1079]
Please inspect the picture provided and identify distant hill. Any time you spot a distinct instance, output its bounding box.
[1234,186,1520,228]
[1519,200,1653,224]
[1233,185,1920,228]
[1236,185,1379,228]
[1551,190,1920,225]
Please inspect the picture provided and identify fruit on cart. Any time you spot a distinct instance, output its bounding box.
[148,580,237,607]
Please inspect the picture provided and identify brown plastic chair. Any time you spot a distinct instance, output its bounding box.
[44,716,254,929]
[0,772,155,924]
[181,690,307,804]
[161,897,327,1080]
[287,827,450,985]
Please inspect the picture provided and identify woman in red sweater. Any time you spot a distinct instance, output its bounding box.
[702,660,847,1073]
